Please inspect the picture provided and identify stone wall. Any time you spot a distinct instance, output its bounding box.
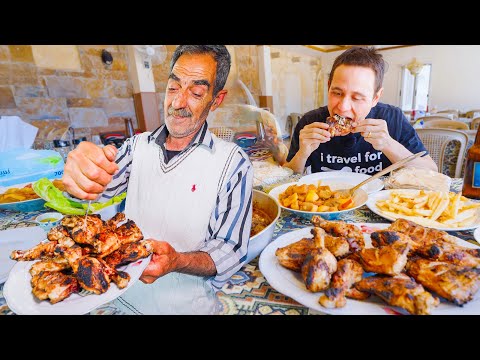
[0,45,136,143]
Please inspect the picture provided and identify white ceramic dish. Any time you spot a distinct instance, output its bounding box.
[268,181,368,221]
[474,227,480,243]
[299,171,384,195]
[0,182,47,212]
[3,251,151,315]
[35,212,64,232]
[366,189,480,231]
[0,227,46,284]
[259,224,480,315]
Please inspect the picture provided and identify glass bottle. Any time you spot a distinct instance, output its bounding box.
[462,127,480,199]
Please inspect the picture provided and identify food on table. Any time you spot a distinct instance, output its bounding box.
[375,189,480,228]
[0,180,65,204]
[275,216,480,314]
[251,206,273,237]
[354,274,440,315]
[384,167,452,193]
[278,183,354,212]
[326,114,354,137]
[10,212,152,304]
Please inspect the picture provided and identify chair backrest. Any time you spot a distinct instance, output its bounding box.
[436,109,459,119]
[209,127,235,142]
[422,119,470,130]
[416,128,468,178]
[416,115,453,123]
[471,117,480,130]
[466,109,480,118]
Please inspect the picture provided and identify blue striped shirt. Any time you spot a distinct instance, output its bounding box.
[100,122,253,289]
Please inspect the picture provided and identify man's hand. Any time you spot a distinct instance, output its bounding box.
[139,240,181,284]
[298,122,331,159]
[62,142,119,200]
[352,118,393,151]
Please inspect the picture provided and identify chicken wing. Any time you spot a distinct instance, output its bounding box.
[104,240,153,268]
[31,271,80,304]
[61,214,104,246]
[312,227,350,258]
[370,230,419,251]
[311,215,365,252]
[406,257,480,306]
[29,257,70,276]
[354,274,440,315]
[94,220,144,257]
[275,238,315,272]
[10,241,58,261]
[319,258,364,308]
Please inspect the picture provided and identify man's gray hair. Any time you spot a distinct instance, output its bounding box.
[170,45,231,96]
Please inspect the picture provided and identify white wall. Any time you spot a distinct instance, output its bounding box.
[321,45,480,113]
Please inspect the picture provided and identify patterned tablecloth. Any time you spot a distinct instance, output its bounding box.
[1,178,478,315]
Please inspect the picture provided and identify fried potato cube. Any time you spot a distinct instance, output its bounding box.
[282,192,298,207]
[305,190,319,203]
[290,200,300,210]
[293,184,308,194]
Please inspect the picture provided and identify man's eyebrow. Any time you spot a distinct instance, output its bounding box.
[193,79,210,89]
[169,73,180,81]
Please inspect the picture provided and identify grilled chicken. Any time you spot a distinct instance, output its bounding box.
[301,227,337,292]
[31,271,80,304]
[311,215,365,252]
[354,274,440,315]
[358,240,411,276]
[61,214,104,246]
[104,240,153,268]
[312,227,350,258]
[370,230,419,251]
[10,241,58,261]
[29,257,70,276]
[388,218,457,245]
[47,225,75,247]
[319,258,364,308]
[406,258,480,306]
[415,242,480,268]
[94,220,144,257]
[275,238,315,272]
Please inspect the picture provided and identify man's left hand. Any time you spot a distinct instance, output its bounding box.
[352,118,393,151]
[139,240,180,284]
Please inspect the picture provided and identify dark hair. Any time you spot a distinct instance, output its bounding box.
[329,46,387,94]
[170,45,231,96]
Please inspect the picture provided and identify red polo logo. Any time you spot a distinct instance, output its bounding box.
[191,184,197,192]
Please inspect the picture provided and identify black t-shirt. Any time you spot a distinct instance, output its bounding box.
[286,103,428,175]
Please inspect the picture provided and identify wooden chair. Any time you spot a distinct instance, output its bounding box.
[416,115,453,123]
[422,119,469,131]
[466,109,480,118]
[471,117,480,130]
[416,128,468,178]
[436,109,459,120]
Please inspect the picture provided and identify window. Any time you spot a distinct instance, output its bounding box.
[400,64,431,112]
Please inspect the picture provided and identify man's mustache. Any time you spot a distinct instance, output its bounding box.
[168,107,192,118]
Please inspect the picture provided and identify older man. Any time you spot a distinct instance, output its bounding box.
[63,45,253,314]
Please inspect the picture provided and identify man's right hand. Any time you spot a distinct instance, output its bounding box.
[62,142,119,200]
[298,122,331,159]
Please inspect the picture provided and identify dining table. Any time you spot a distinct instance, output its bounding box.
[1,178,478,315]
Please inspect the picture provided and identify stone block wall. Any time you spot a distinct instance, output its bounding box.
[0,45,136,143]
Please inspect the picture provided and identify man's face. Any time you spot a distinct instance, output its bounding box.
[327,64,383,122]
[164,53,220,138]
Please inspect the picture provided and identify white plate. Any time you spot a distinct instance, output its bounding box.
[474,227,480,243]
[259,224,480,315]
[366,189,480,231]
[0,227,46,284]
[299,172,384,195]
[3,249,151,315]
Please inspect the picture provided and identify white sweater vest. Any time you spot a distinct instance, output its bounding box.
[124,132,238,252]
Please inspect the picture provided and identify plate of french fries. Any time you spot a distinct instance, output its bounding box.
[0,180,64,212]
[268,180,368,220]
[367,189,480,230]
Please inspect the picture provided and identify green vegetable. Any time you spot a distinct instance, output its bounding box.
[32,178,127,215]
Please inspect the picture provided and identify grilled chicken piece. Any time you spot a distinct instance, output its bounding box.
[301,229,337,292]
[388,218,459,246]
[406,258,480,305]
[104,240,153,268]
[61,214,104,246]
[319,259,364,308]
[311,215,365,252]
[47,225,75,247]
[10,241,58,261]
[312,227,350,258]
[371,230,419,251]
[105,212,126,230]
[31,271,80,304]
[354,274,440,315]
[94,220,144,257]
[358,241,411,276]
[415,242,480,268]
[275,238,315,272]
[345,287,370,300]
[29,257,70,276]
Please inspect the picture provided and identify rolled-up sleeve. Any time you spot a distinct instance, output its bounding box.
[199,148,253,290]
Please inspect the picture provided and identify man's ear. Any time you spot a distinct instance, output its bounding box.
[372,87,383,107]
[210,90,227,111]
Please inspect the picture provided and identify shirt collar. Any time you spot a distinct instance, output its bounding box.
[152,122,215,152]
